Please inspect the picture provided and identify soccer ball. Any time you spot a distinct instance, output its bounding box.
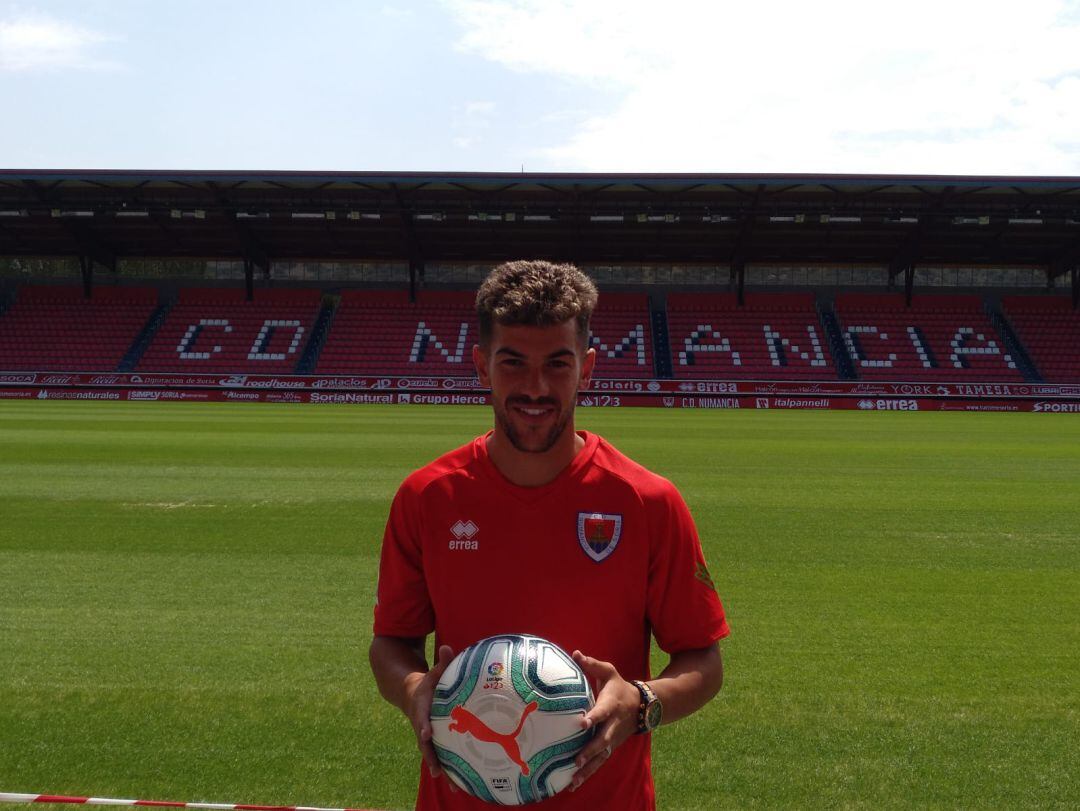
[430,634,595,804]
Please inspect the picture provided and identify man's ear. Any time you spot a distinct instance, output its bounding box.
[578,346,596,391]
[473,343,491,387]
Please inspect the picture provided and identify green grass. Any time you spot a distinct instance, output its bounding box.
[1,402,1078,809]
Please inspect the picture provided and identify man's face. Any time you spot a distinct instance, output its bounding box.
[474,320,596,454]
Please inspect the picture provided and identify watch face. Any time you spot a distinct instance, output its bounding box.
[645,700,663,730]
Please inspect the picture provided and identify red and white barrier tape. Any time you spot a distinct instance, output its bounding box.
[0,795,375,811]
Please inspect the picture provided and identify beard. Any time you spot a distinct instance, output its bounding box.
[493,396,573,454]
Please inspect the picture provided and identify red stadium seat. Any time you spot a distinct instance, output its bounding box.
[0,285,157,371]
[1001,295,1080,383]
[136,288,322,374]
[833,293,1024,382]
[666,291,836,380]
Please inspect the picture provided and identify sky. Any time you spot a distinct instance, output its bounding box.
[1,0,1079,175]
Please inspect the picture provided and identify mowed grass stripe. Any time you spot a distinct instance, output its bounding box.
[1,401,1077,809]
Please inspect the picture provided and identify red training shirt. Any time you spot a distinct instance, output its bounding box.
[374,430,729,810]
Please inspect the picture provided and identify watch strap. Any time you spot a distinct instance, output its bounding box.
[630,679,660,734]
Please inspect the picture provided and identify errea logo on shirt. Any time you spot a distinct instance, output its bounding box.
[449,519,479,550]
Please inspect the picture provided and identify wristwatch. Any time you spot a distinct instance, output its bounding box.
[630,679,662,734]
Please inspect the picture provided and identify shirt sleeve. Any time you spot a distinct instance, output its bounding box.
[372,479,436,639]
[645,481,730,653]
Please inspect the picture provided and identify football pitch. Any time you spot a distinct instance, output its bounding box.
[1,401,1078,810]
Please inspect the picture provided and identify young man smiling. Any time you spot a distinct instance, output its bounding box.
[370,260,729,810]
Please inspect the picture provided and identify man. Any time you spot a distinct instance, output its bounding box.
[370,260,729,809]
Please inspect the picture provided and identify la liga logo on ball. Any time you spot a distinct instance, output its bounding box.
[430,634,595,804]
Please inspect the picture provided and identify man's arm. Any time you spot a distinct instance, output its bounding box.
[369,635,455,780]
[569,643,724,791]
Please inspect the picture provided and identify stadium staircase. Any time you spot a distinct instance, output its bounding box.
[816,298,856,380]
[0,286,13,319]
[118,293,174,372]
[295,293,339,374]
[649,294,673,378]
[984,297,1041,383]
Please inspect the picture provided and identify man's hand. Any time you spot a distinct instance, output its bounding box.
[402,644,456,780]
[569,650,641,792]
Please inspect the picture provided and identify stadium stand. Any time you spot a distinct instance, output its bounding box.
[1001,296,1080,382]
[588,292,655,378]
[666,292,836,379]
[833,293,1024,382]
[315,289,656,378]
[136,288,321,373]
[316,289,477,376]
[0,285,157,371]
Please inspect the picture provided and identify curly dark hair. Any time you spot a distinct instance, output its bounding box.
[475,260,598,346]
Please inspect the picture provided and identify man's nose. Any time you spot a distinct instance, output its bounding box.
[520,365,550,399]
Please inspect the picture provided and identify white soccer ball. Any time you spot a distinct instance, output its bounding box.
[430,634,595,804]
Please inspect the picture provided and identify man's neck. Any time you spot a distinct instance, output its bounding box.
[486,428,585,488]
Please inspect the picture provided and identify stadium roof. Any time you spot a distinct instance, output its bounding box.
[2,170,1079,276]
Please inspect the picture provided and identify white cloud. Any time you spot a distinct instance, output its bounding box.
[444,0,1080,174]
[451,100,497,149]
[0,13,115,72]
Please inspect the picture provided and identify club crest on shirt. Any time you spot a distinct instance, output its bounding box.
[577,512,623,563]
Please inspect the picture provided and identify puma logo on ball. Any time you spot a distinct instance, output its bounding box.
[448,701,538,775]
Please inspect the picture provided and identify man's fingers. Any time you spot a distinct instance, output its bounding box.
[409,646,456,782]
[581,695,614,729]
[419,738,443,778]
[572,650,616,682]
[432,644,455,675]
[576,717,619,766]
[569,742,613,791]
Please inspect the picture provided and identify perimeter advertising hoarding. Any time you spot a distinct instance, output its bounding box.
[1,373,1079,401]
[5,388,1079,412]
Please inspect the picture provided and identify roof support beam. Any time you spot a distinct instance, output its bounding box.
[77,252,115,299]
[79,255,93,299]
[888,257,916,306]
[408,259,424,303]
[243,255,269,301]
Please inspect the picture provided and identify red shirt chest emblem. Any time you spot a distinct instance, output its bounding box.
[577,512,623,562]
